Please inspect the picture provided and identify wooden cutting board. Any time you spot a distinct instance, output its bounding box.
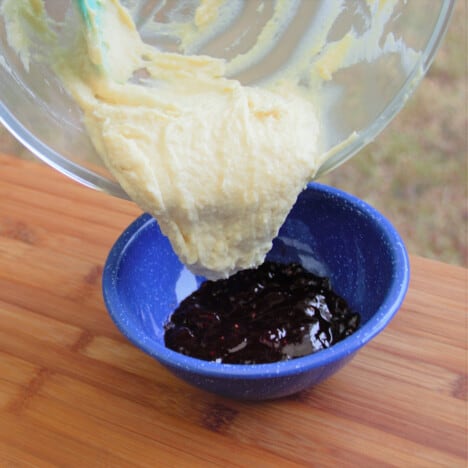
[0,154,466,467]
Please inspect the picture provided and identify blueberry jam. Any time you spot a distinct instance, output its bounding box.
[164,261,360,364]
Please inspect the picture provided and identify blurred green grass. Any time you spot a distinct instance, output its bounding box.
[1,2,466,266]
[321,1,467,266]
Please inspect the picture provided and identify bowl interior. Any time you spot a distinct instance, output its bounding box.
[103,183,409,375]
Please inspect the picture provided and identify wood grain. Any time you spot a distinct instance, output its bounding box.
[0,154,466,467]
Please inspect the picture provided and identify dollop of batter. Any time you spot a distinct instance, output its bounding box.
[2,0,419,279]
[3,0,322,279]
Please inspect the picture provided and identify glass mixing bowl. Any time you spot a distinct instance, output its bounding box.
[0,0,454,199]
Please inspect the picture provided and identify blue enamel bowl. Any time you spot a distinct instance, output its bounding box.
[102,183,410,400]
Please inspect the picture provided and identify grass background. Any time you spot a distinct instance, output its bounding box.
[1,2,466,266]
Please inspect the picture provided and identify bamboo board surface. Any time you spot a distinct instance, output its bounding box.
[0,153,466,467]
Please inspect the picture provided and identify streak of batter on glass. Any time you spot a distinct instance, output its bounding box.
[1,0,420,279]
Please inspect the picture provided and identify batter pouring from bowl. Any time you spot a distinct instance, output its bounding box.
[1,0,419,279]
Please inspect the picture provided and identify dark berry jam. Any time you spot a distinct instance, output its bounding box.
[164,261,360,364]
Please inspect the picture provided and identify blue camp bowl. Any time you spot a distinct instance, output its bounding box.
[102,183,410,400]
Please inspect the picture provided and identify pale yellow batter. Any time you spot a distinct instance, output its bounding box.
[2,0,322,278]
[1,0,419,279]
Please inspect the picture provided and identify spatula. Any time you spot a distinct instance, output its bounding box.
[76,0,108,71]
